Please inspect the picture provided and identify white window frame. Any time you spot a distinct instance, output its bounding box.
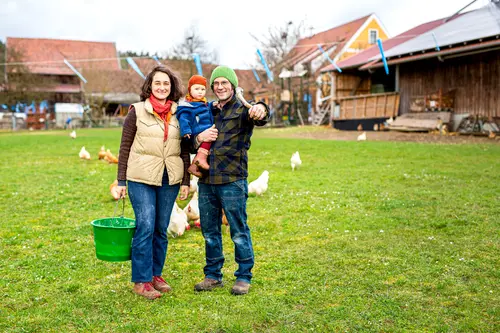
[368,29,378,44]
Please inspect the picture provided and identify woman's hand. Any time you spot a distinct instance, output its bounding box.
[196,125,218,144]
[116,185,127,199]
[179,185,189,200]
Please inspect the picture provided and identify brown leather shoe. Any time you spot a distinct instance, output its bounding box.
[188,163,203,178]
[231,281,250,295]
[193,148,209,170]
[133,282,161,300]
[194,278,224,292]
[152,276,172,293]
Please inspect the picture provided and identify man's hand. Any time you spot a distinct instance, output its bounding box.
[249,104,267,120]
[197,124,218,144]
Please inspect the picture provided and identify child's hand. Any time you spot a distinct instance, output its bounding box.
[184,134,191,139]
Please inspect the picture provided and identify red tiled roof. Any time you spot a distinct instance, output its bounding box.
[321,17,449,72]
[82,69,142,94]
[6,37,119,75]
[283,14,371,68]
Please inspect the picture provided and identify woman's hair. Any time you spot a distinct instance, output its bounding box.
[140,66,184,102]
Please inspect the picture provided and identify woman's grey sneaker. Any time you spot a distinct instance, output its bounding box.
[231,281,250,295]
[194,278,224,291]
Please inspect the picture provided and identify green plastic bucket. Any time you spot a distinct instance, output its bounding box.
[91,217,136,262]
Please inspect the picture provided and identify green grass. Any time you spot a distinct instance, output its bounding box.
[0,127,498,332]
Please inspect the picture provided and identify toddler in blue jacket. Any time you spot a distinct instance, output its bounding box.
[176,75,213,177]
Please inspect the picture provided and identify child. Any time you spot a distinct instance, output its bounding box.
[176,75,213,177]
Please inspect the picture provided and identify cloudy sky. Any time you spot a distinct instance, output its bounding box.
[0,0,488,69]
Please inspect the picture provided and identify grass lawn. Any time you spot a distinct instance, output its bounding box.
[0,127,498,332]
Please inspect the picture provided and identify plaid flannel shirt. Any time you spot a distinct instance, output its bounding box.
[198,95,269,185]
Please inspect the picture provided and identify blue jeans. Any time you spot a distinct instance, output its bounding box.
[128,169,180,283]
[198,179,254,283]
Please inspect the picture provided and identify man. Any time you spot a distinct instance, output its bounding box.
[194,66,269,295]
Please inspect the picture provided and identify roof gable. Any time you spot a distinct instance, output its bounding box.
[283,14,371,68]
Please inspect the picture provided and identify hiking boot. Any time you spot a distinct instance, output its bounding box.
[231,281,250,295]
[193,148,210,170]
[188,163,203,178]
[194,278,224,292]
[133,282,161,300]
[152,276,172,293]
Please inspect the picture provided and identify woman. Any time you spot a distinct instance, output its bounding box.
[116,66,190,300]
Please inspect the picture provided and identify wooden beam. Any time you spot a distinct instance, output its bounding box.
[383,94,388,118]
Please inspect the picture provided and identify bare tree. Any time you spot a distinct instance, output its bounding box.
[0,40,5,86]
[168,24,219,64]
[250,20,306,71]
[0,47,57,105]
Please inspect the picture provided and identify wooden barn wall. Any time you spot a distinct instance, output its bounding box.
[398,50,500,118]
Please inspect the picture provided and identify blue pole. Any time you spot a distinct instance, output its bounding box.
[317,44,342,72]
[431,33,441,51]
[256,49,273,82]
[252,68,261,82]
[192,53,203,76]
[126,57,146,79]
[63,59,88,83]
[376,39,389,75]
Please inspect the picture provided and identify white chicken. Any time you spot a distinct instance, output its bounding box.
[168,202,189,237]
[357,132,367,141]
[69,130,76,139]
[184,192,200,227]
[290,151,302,171]
[190,176,199,194]
[248,170,269,196]
[79,146,91,160]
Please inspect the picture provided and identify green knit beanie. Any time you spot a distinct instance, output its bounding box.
[210,66,238,89]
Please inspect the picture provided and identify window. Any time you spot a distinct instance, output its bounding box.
[369,29,378,44]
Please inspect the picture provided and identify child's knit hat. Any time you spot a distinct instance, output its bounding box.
[188,75,207,93]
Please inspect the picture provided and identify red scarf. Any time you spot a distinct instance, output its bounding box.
[149,95,173,141]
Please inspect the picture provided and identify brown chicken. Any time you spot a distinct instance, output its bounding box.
[221,209,230,233]
[104,149,119,164]
[98,146,107,160]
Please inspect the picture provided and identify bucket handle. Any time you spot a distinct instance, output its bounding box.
[113,197,126,218]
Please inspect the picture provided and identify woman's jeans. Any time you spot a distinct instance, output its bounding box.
[128,170,179,283]
[198,179,254,283]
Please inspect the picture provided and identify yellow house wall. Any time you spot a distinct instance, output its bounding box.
[339,19,389,61]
